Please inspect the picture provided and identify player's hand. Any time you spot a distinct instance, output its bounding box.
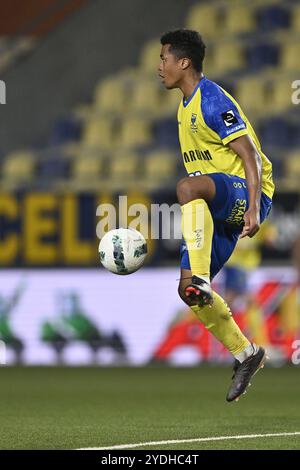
[240,208,260,238]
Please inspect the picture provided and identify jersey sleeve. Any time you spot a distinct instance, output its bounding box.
[201,84,248,145]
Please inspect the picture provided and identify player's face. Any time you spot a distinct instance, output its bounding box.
[158,44,183,89]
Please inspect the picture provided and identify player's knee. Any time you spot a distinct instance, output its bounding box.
[176,176,209,205]
[176,177,195,204]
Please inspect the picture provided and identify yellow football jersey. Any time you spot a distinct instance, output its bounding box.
[177,77,274,199]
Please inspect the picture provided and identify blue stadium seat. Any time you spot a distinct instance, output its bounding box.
[48,117,82,145]
[39,156,70,180]
[256,5,291,32]
[153,117,178,148]
[246,43,280,70]
[259,117,293,147]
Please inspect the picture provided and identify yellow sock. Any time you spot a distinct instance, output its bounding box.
[181,199,213,278]
[191,291,250,356]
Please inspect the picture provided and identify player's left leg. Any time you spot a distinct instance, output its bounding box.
[176,175,216,304]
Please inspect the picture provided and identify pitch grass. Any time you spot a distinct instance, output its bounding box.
[0,366,299,450]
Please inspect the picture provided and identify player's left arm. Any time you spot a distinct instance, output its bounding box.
[229,135,262,238]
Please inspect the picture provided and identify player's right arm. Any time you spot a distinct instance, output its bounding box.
[200,83,262,238]
[229,135,262,239]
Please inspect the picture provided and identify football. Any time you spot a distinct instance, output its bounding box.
[98,228,147,274]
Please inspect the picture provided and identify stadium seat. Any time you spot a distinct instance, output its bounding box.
[235,76,268,115]
[139,39,161,75]
[260,117,292,147]
[270,77,295,113]
[118,117,152,148]
[1,150,35,188]
[48,116,81,145]
[292,4,300,32]
[154,117,179,148]
[129,79,162,115]
[256,4,291,32]
[285,150,300,176]
[161,88,182,115]
[280,42,300,71]
[223,5,256,35]
[72,156,104,181]
[72,145,106,161]
[109,152,139,188]
[251,0,281,6]
[246,42,280,70]
[143,150,176,188]
[94,77,127,114]
[212,42,245,74]
[39,156,69,181]
[81,117,116,149]
[185,4,220,39]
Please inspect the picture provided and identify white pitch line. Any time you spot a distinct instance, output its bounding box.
[78,431,300,450]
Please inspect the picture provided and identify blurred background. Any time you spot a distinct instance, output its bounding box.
[0,0,300,367]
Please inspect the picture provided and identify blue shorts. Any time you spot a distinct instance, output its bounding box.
[180,173,272,280]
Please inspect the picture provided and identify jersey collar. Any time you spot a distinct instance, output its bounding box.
[183,76,206,108]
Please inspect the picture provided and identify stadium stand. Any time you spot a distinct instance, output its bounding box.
[1,150,35,190]
[1,0,300,191]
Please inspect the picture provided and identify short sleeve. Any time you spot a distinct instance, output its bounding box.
[201,81,248,145]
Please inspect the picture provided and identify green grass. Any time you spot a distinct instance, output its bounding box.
[0,366,299,450]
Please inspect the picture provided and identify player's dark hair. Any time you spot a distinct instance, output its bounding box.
[160,29,206,72]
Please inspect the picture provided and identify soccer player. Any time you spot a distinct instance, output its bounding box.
[158,29,274,402]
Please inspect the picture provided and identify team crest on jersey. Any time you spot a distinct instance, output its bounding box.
[190,113,198,132]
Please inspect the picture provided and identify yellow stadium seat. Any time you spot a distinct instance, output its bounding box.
[161,88,182,115]
[82,117,116,149]
[291,4,300,33]
[75,146,106,161]
[140,39,161,74]
[109,153,138,188]
[251,0,281,5]
[185,4,220,39]
[270,77,295,113]
[280,42,300,71]
[285,150,300,178]
[94,77,127,114]
[129,79,162,115]
[235,76,268,115]
[118,117,152,148]
[212,42,245,74]
[72,156,104,181]
[2,150,35,186]
[223,5,256,35]
[144,150,176,186]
